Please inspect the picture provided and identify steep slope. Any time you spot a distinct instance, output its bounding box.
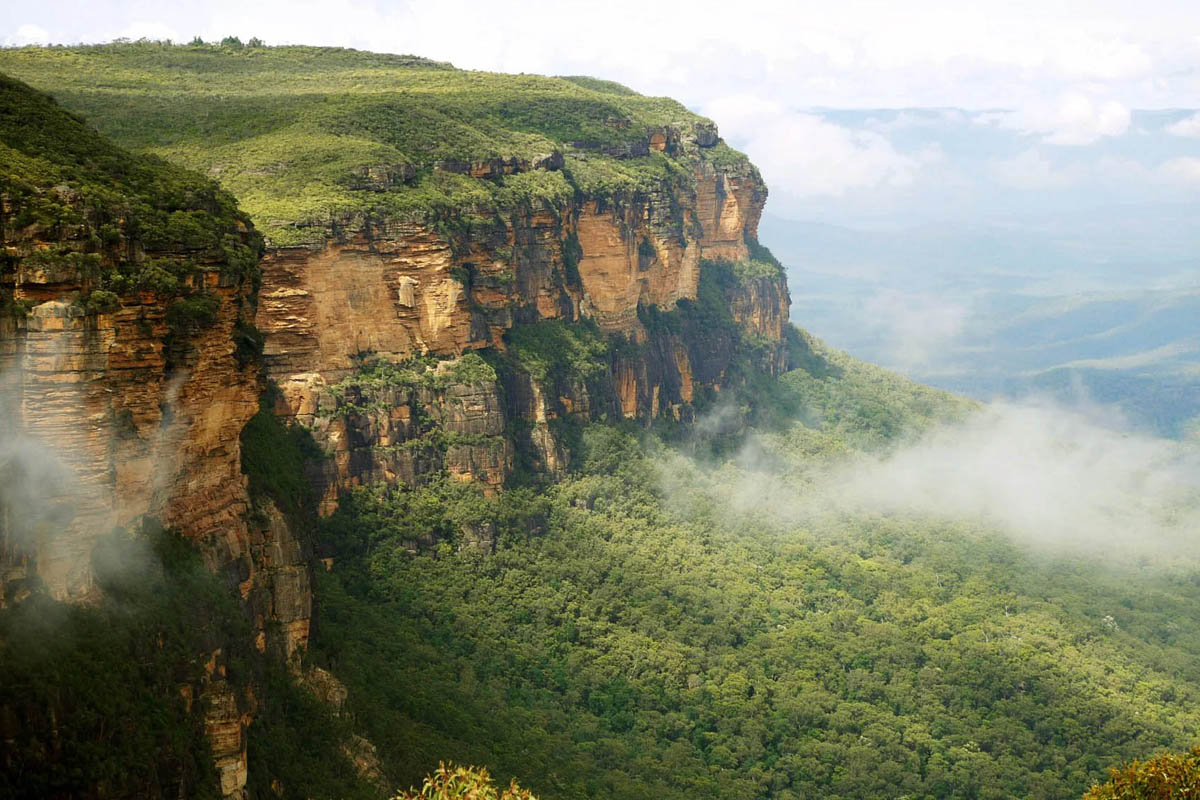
[0,73,318,798]
[0,41,790,507]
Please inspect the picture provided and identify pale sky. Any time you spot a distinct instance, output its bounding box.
[4,0,1199,218]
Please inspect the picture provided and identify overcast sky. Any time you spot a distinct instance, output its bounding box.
[4,1,1199,220]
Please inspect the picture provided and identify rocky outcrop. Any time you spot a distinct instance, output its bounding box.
[730,271,793,374]
[283,358,512,505]
[256,127,785,500]
[0,264,260,602]
[257,151,764,384]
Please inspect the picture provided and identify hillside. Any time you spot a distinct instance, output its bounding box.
[299,336,1200,800]
[0,41,748,247]
[2,42,1199,800]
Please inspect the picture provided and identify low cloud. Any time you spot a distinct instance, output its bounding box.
[986,93,1131,146]
[862,290,968,369]
[833,401,1199,551]
[0,436,77,556]
[714,400,1200,560]
[704,95,933,200]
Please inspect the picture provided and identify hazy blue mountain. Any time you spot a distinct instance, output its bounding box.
[763,211,1200,437]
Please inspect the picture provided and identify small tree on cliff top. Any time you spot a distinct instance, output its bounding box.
[394,763,536,800]
[1084,747,1200,799]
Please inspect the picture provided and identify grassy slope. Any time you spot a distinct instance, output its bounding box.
[0,41,748,245]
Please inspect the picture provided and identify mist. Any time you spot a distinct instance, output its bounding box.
[671,398,1200,562]
[0,435,76,550]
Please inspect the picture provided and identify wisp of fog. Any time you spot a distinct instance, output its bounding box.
[690,399,1200,560]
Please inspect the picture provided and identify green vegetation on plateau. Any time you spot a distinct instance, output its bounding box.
[0,41,748,245]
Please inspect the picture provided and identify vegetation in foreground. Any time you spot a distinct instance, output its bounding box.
[1083,747,1200,799]
[395,764,537,800]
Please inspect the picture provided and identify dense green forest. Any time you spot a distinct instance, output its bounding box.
[278,336,1200,800]
[0,526,246,799]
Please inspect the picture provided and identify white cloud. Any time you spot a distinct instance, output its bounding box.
[5,0,1200,108]
[705,400,1200,559]
[1159,156,1200,182]
[989,92,1131,146]
[4,23,49,46]
[704,95,930,200]
[863,290,968,368]
[1050,33,1154,82]
[991,148,1075,189]
[825,400,1200,555]
[1166,112,1200,137]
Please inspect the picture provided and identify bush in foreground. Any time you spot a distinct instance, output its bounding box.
[1084,747,1200,799]
[395,763,536,800]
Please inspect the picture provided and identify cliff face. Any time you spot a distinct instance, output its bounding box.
[0,267,255,602]
[0,74,313,799]
[257,135,787,498]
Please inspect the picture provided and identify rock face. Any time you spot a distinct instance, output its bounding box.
[257,130,788,498]
[285,360,512,508]
[0,269,257,603]
[0,73,312,797]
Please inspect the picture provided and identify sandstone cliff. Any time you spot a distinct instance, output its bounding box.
[0,43,794,514]
[257,129,789,500]
[0,74,309,798]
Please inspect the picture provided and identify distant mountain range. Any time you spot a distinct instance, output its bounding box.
[763,214,1200,437]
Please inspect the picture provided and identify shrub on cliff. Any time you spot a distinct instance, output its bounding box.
[505,318,609,385]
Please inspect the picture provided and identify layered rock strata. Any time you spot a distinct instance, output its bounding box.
[257,129,788,496]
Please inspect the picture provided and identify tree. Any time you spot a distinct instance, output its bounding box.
[1084,748,1200,799]
[394,763,537,800]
